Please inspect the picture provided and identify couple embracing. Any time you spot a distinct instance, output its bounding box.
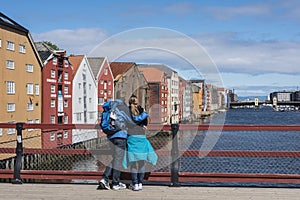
[98,95,158,191]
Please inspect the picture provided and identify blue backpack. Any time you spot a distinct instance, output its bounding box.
[100,99,134,135]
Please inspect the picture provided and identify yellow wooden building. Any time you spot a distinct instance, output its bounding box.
[0,12,43,159]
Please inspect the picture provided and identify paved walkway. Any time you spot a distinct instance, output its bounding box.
[1,183,300,200]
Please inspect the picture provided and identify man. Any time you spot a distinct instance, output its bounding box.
[98,100,129,190]
[98,134,127,190]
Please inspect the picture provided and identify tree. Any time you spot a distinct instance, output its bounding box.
[43,41,59,51]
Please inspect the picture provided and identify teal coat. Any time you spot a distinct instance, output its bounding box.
[122,135,158,169]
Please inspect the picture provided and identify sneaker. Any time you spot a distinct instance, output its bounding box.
[138,183,142,190]
[119,182,127,189]
[132,184,140,191]
[112,184,126,191]
[98,179,110,190]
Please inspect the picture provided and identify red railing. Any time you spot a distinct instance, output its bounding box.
[1,123,300,186]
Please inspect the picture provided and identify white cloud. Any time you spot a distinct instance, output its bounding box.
[31,27,300,96]
[205,3,271,20]
[165,2,195,14]
[222,72,300,96]
[197,33,300,75]
[32,28,108,55]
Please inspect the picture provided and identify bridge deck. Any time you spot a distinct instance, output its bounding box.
[1,183,300,200]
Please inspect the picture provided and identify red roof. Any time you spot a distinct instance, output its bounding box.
[109,62,136,79]
[139,67,164,82]
[69,55,84,76]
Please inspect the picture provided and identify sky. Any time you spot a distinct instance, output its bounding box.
[2,0,300,98]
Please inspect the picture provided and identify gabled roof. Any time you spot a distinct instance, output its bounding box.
[87,57,106,78]
[35,42,69,65]
[0,12,43,67]
[110,62,136,80]
[35,42,54,62]
[138,67,165,83]
[68,55,85,76]
[138,64,176,77]
[0,12,28,33]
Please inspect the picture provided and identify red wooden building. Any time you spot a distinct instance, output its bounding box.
[87,57,114,114]
[88,57,114,137]
[36,42,73,148]
[138,67,168,124]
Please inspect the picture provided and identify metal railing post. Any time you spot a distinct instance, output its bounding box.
[170,123,180,187]
[12,122,24,184]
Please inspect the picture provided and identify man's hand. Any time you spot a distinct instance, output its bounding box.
[137,105,144,113]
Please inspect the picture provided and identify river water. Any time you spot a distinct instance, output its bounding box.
[73,106,300,186]
[201,106,300,151]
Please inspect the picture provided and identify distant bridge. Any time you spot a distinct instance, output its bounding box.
[229,100,300,108]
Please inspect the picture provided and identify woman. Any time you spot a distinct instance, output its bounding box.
[123,95,158,191]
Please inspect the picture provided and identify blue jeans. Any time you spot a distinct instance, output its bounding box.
[131,160,145,185]
[102,162,112,182]
[102,138,127,186]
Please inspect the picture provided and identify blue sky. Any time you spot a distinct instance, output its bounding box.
[2,0,300,97]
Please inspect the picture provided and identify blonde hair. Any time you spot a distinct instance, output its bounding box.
[129,95,139,116]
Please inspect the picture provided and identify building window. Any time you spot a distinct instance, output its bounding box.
[35,84,40,95]
[6,81,15,94]
[64,72,68,80]
[50,132,55,141]
[7,103,15,112]
[53,57,57,65]
[108,90,111,95]
[78,83,81,89]
[98,98,104,105]
[108,81,111,85]
[64,100,68,107]
[76,113,82,121]
[100,80,104,84]
[51,84,55,93]
[50,116,55,124]
[78,98,82,104]
[89,84,91,90]
[64,131,68,138]
[7,121,16,134]
[64,86,68,94]
[51,99,55,107]
[89,98,92,103]
[7,128,16,135]
[51,70,55,78]
[64,115,68,124]
[89,113,94,120]
[27,103,34,111]
[27,83,34,95]
[104,68,108,75]
[26,64,33,72]
[19,44,26,53]
[6,41,14,51]
[64,60,69,68]
[35,119,40,130]
[27,120,33,132]
[6,60,14,70]
[100,90,104,94]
